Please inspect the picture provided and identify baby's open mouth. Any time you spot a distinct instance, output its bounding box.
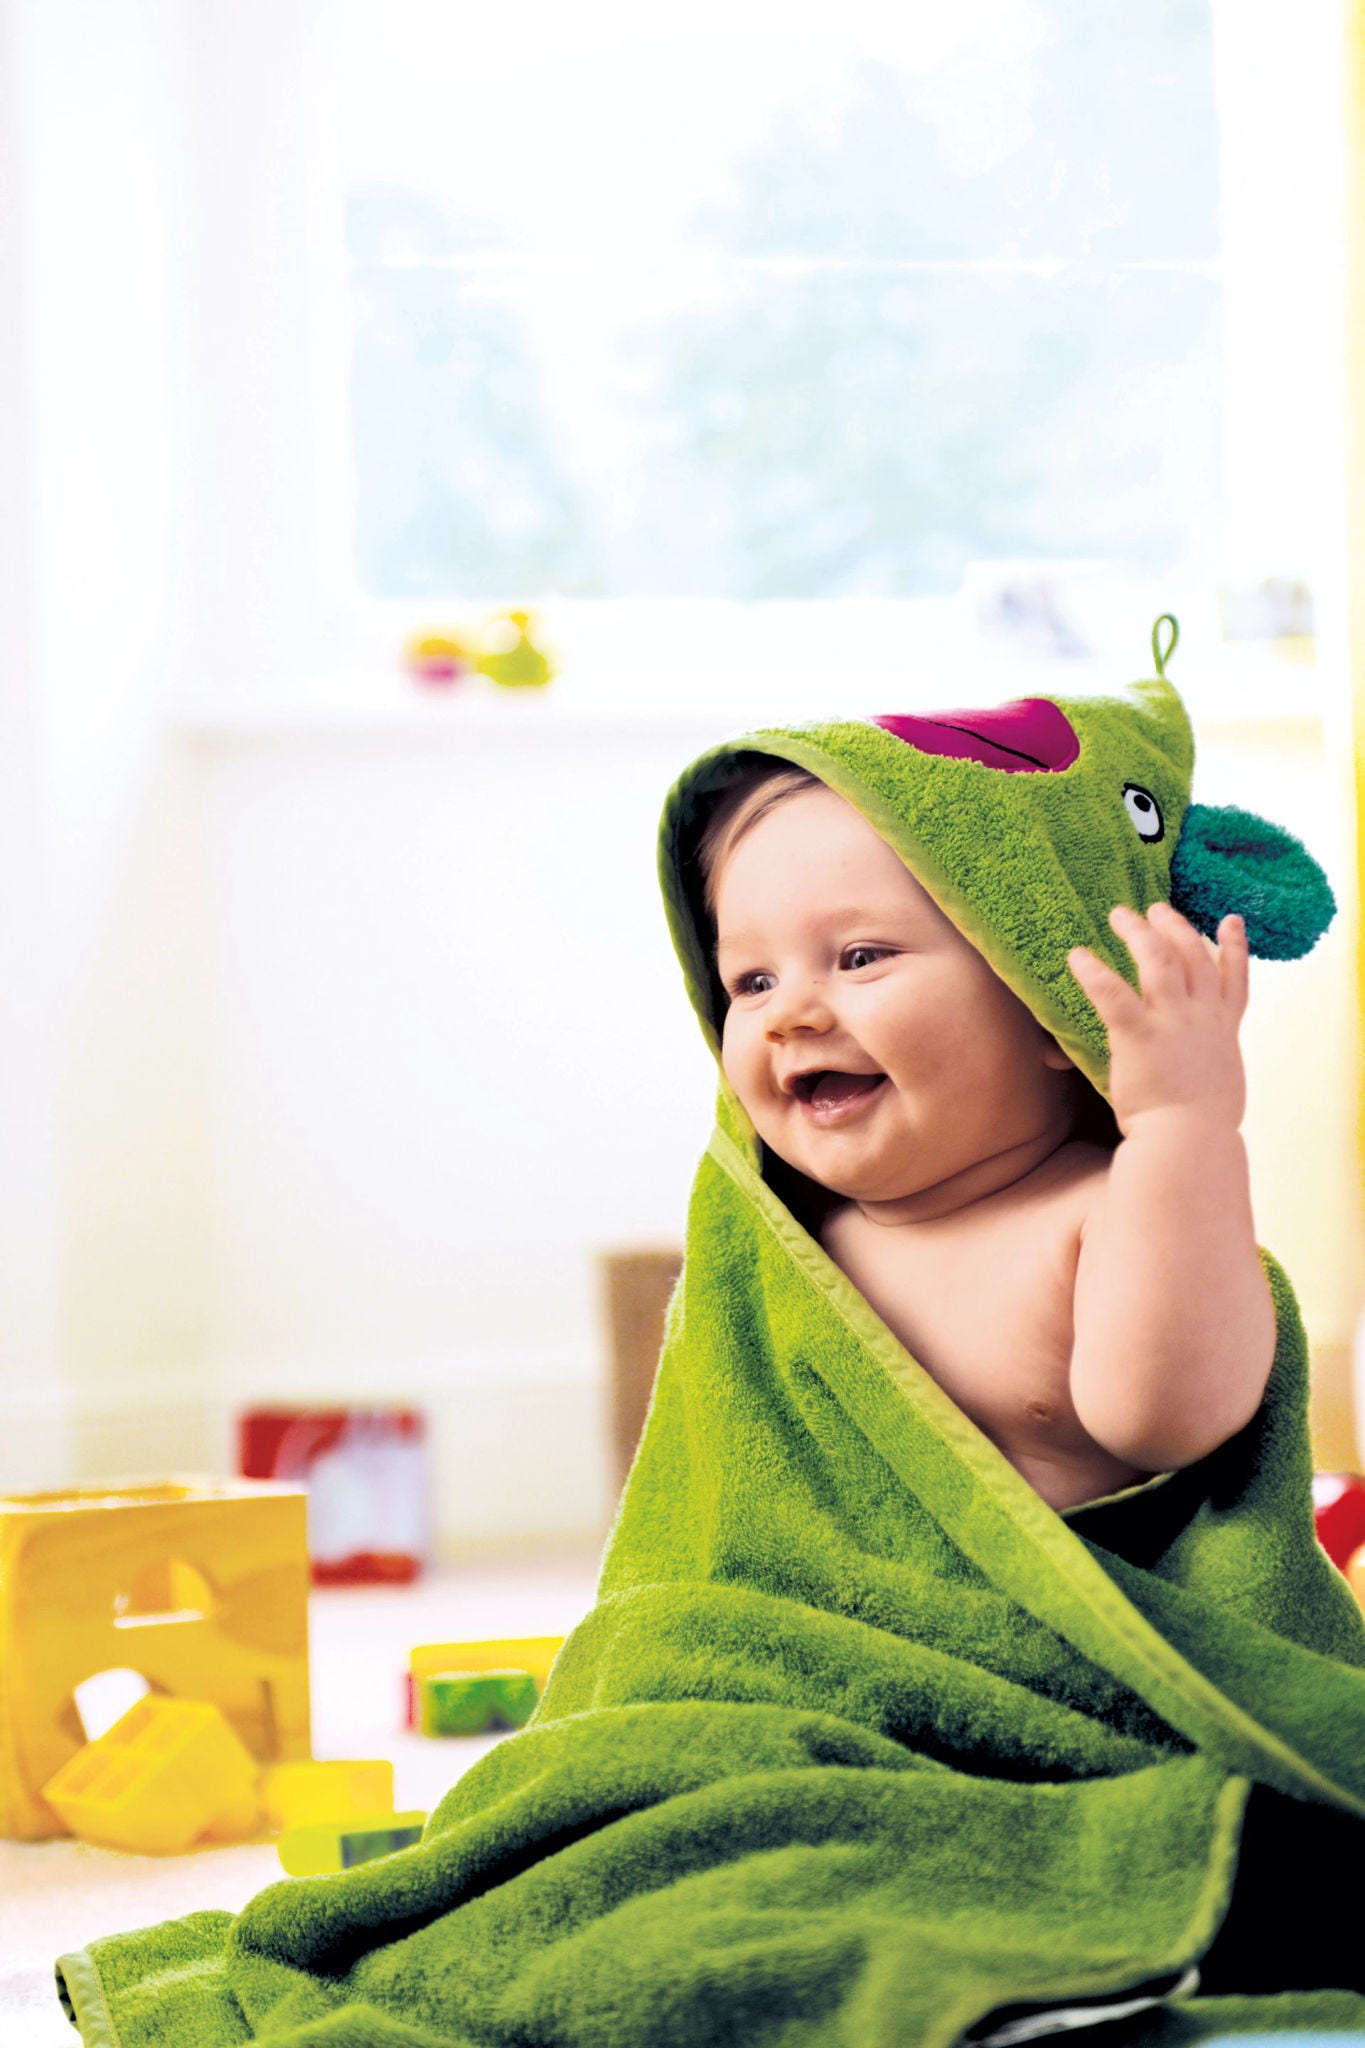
[793,1071,888,1110]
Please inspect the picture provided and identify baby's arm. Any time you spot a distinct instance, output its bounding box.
[1064,904,1278,1471]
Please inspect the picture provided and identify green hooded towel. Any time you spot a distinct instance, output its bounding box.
[55,620,1365,2046]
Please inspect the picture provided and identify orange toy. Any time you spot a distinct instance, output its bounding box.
[0,1480,311,1841]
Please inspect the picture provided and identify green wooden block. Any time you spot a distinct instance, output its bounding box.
[419,1668,539,1736]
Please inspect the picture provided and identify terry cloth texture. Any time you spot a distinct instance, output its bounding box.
[56,622,1365,2046]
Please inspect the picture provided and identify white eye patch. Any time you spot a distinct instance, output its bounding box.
[1122,783,1164,843]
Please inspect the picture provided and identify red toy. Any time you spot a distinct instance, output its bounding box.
[239,1408,428,1585]
[1311,1471,1365,1572]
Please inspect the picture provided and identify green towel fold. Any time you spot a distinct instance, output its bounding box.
[55,625,1365,2044]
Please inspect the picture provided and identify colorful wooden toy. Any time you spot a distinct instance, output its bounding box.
[41,1696,261,1856]
[0,1480,311,1840]
[403,631,474,686]
[278,1811,426,1876]
[258,1759,395,1833]
[239,1407,427,1585]
[1312,1472,1365,1571]
[419,1669,539,1737]
[473,607,556,689]
[405,1636,563,1730]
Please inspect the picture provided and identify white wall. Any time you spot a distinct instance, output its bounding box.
[193,712,720,1551]
[1,0,1361,1557]
[0,0,62,1480]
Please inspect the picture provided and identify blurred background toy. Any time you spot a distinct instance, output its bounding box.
[258,1758,394,1833]
[1311,1471,1365,1571]
[405,1635,563,1730]
[472,607,557,689]
[41,1696,261,1856]
[278,1811,426,1877]
[0,1481,310,1841]
[402,630,475,688]
[418,1669,539,1737]
[239,1408,428,1586]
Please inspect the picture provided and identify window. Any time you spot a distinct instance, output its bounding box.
[338,4,1219,601]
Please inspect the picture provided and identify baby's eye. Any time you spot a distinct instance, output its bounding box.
[844,945,891,970]
[727,971,773,998]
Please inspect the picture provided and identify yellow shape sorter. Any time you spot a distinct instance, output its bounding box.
[0,1479,311,1841]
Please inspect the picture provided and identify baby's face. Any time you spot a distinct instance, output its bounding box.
[713,784,1077,1212]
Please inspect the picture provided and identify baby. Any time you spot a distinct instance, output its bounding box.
[697,757,1280,1514]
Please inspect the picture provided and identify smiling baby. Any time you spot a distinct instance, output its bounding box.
[697,756,1279,1513]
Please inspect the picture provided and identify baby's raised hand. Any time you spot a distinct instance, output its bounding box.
[1066,902,1249,1138]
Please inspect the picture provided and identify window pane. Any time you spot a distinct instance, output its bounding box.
[339,0,1220,601]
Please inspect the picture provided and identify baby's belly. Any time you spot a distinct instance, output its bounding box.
[996,1436,1162,1513]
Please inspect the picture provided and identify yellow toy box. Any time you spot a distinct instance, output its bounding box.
[0,1479,311,1840]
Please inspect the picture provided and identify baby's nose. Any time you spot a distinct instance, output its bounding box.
[764,977,836,1034]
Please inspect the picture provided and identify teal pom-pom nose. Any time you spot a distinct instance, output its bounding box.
[1169,802,1336,960]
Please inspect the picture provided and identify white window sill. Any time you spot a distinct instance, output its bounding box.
[164,644,1330,750]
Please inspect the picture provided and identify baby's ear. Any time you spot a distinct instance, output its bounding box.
[1040,1036,1077,1073]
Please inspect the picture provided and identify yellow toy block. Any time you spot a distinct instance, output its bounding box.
[409,1635,563,1691]
[41,1696,260,1855]
[279,1810,426,1876]
[0,1479,311,1840]
[259,1758,394,1832]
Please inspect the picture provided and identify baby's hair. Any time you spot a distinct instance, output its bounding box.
[697,758,829,927]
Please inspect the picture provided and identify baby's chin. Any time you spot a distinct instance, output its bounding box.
[756,1138,860,1209]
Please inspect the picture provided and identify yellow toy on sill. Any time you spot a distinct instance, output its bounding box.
[40,1696,261,1856]
[472,607,557,690]
[402,608,558,694]
[0,1479,311,1841]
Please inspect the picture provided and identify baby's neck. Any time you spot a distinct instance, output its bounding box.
[853,1122,1079,1231]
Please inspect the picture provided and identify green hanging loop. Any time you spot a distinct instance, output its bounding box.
[1151,614,1179,677]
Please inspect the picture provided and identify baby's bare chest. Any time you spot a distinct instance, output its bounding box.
[820,1159,1151,1506]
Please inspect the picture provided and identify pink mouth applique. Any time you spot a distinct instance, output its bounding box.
[870,699,1079,772]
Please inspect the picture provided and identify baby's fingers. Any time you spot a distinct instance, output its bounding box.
[1066,944,1146,1026]
[1218,912,1250,1017]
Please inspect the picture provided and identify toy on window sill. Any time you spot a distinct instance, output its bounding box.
[472,607,557,689]
[402,608,558,695]
[403,632,475,687]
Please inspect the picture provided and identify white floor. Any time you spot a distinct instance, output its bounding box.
[0,1549,603,2046]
